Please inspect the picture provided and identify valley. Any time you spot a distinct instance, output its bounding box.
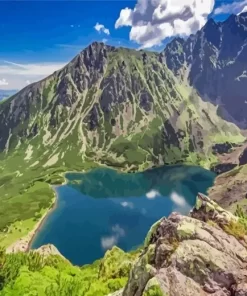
[1,9,247,296]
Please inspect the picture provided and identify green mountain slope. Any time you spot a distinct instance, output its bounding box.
[0,42,243,168]
[0,42,244,246]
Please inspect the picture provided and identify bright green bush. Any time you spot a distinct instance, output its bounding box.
[0,246,140,296]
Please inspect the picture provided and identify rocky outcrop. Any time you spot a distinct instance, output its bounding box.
[116,194,247,296]
[208,165,247,212]
[35,244,64,258]
[210,142,247,175]
[211,163,237,175]
[212,143,236,155]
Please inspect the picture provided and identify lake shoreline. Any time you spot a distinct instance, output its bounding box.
[6,164,215,257]
[27,186,59,251]
[6,185,59,254]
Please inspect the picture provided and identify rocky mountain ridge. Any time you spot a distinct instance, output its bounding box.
[0,42,243,172]
[164,12,247,128]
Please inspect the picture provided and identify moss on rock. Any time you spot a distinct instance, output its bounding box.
[143,277,165,296]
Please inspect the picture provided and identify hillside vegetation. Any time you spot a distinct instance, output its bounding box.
[1,194,247,295]
[0,42,244,247]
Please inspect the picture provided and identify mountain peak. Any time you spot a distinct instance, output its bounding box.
[84,41,115,53]
[164,13,247,128]
[204,17,217,27]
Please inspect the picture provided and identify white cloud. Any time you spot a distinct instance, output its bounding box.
[146,189,160,199]
[56,44,84,50]
[0,61,66,76]
[0,78,8,86]
[0,60,66,90]
[112,224,125,237]
[240,5,247,13]
[94,22,110,35]
[170,191,192,214]
[214,0,247,15]
[121,201,134,209]
[170,191,187,207]
[101,224,125,250]
[26,80,31,85]
[101,235,118,250]
[102,38,108,43]
[115,0,215,48]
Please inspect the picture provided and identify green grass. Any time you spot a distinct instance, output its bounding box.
[223,220,247,239]
[0,245,140,296]
[0,207,48,248]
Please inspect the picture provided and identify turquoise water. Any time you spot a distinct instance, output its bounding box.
[31,165,215,265]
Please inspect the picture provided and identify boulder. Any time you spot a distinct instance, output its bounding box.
[122,193,247,296]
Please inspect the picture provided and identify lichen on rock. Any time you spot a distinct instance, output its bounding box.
[121,193,247,296]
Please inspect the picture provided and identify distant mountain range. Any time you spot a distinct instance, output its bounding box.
[0,89,18,101]
[164,12,247,128]
[0,13,246,176]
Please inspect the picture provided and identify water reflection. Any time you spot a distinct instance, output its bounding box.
[31,165,215,265]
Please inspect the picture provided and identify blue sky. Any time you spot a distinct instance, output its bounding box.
[0,0,246,90]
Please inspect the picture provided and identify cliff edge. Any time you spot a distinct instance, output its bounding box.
[112,194,247,296]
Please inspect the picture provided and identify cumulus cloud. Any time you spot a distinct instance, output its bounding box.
[146,189,160,199]
[94,22,110,35]
[101,224,125,250]
[214,0,247,15]
[115,0,215,48]
[0,78,8,86]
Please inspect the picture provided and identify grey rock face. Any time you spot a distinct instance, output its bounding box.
[122,194,247,296]
[164,12,247,128]
[0,41,243,170]
[239,148,247,166]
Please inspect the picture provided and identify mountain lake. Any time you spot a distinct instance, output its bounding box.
[31,165,216,265]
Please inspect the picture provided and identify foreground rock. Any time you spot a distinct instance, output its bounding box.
[210,142,247,175]
[34,244,64,257]
[208,164,247,212]
[114,194,247,296]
